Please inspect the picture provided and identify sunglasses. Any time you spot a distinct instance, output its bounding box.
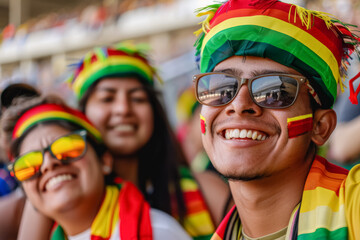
[8,130,87,182]
[193,73,307,109]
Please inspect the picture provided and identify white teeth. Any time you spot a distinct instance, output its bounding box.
[224,129,267,141]
[247,130,253,138]
[114,125,134,132]
[240,129,247,138]
[232,129,240,138]
[46,174,73,191]
[252,131,258,140]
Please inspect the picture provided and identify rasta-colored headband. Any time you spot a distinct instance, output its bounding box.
[12,103,103,143]
[67,42,162,100]
[194,0,360,108]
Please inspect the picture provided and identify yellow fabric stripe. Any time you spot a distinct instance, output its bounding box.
[345,164,360,240]
[287,113,313,123]
[298,204,347,234]
[200,114,206,121]
[180,178,199,191]
[16,111,100,138]
[210,233,222,240]
[201,15,339,81]
[301,187,345,212]
[184,211,215,236]
[73,56,153,95]
[92,186,119,237]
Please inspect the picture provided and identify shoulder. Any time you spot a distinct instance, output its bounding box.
[150,208,192,240]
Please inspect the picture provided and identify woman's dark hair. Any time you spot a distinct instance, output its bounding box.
[80,76,187,222]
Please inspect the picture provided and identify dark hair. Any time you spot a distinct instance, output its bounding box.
[80,77,187,221]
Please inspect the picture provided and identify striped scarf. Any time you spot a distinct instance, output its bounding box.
[51,181,152,240]
[211,156,360,240]
[178,167,216,240]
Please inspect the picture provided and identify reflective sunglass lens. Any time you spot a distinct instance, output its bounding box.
[197,74,238,106]
[51,134,86,161]
[14,151,43,181]
[251,76,298,108]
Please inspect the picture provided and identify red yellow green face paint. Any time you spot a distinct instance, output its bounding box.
[200,114,206,135]
[287,114,313,139]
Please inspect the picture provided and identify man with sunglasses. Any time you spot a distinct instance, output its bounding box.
[193,0,360,239]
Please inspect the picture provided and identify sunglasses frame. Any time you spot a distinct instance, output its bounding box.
[8,130,88,182]
[193,72,308,109]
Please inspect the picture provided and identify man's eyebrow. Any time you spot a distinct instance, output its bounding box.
[251,70,290,76]
[214,68,243,76]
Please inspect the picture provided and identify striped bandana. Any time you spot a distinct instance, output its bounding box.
[67,42,161,100]
[12,103,102,143]
[194,0,360,108]
[210,155,355,240]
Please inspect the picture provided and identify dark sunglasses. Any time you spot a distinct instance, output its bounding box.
[193,73,308,109]
[8,130,87,182]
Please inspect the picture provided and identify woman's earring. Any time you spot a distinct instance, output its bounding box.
[103,165,112,174]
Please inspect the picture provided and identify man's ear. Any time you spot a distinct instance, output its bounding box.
[101,151,113,175]
[311,109,337,146]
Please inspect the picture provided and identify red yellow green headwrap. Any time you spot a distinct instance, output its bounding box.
[194,0,360,108]
[12,103,103,143]
[67,42,162,100]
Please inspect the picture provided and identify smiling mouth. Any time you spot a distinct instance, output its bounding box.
[224,129,268,141]
[112,124,135,132]
[45,174,74,191]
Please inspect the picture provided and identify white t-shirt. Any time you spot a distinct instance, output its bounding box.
[68,208,192,240]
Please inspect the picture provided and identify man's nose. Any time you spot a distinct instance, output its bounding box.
[224,82,262,116]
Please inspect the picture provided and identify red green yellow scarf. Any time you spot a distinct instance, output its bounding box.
[211,155,356,240]
[178,167,215,240]
[51,181,152,240]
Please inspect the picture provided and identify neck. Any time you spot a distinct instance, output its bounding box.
[229,151,315,238]
[53,186,105,236]
[112,155,139,186]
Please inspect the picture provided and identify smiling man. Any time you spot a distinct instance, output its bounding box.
[193,0,360,239]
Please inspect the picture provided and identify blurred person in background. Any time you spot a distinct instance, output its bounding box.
[2,94,192,240]
[18,42,231,240]
[327,63,360,169]
[0,82,39,240]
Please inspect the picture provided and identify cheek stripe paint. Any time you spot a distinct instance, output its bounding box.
[200,114,206,135]
[287,114,313,139]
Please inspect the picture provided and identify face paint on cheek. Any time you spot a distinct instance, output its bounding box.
[287,113,313,139]
[200,114,207,135]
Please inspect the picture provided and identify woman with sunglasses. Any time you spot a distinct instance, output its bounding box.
[2,95,192,240]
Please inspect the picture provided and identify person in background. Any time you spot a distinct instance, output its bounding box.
[0,82,40,240]
[193,0,360,239]
[2,94,192,240]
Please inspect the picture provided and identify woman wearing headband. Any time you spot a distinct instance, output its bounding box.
[2,95,191,240]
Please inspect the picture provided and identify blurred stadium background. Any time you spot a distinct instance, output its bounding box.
[0,0,358,125]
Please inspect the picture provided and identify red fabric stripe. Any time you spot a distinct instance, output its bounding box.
[119,182,152,240]
[183,191,208,214]
[287,117,313,138]
[304,156,348,196]
[209,4,342,64]
[214,206,237,239]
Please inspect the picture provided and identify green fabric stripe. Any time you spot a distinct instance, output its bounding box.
[50,226,66,240]
[297,227,348,240]
[78,65,152,99]
[193,234,213,240]
[179,166,194,180]
[201,25,337,106]
[94,47,107,61]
